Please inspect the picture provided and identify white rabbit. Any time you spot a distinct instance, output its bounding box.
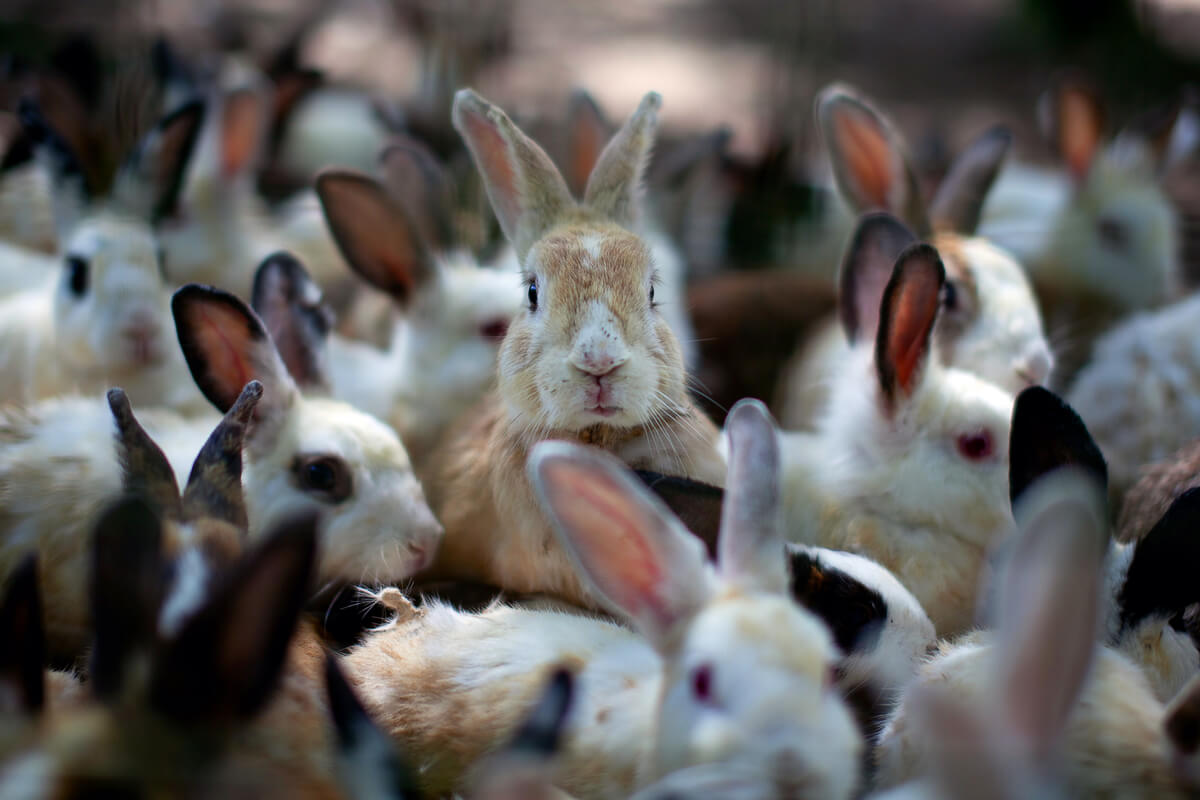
[875,467,1200,798]
[778,84,1051,430]
[0,95,209,413]
[781,240,1015,636]
[342,400,862,800]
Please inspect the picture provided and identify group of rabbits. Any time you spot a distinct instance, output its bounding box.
[0,16,1199,800]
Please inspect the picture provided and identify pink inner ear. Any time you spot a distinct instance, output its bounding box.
[883,268,941,398]
[221,92,262,178]
[321,177,423,300]
[568,112,607,196]
[460,109,521,231]
[1060,89,1101,180]
[835,108,893,210]
[191,303,256,399]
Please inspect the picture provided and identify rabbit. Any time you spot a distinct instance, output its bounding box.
[1117,435,1200,544]
[777,84,1052,431]
[780,240,1015,636]
[1064,289,1200,499]
[0,90,210,413]
[342,399,862,799]
[421,88,724,608]
[314,140,525,470]
[874,465,1200,799]
[978,74,1181,384]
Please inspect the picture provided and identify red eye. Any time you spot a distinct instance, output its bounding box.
[956,431,994,461]
[691,664,714,703]
[479,318,509,340]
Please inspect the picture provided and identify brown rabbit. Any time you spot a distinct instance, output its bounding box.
[424,89,724,608]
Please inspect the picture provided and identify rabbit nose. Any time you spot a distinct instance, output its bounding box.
[572,351,626,378]
[1016,344,1054,386]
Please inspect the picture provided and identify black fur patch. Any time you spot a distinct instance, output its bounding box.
[0,553,45,714]
[1118,487,1200,632]
[634,471,723,558]
[787,549,887,656]
[1009,386,1107,508]
[508,668,574,757]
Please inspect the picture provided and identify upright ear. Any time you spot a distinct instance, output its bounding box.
[149,512,317,725]
[120,100,206,223]
[634,472,723,559]
[837,212,919,344]
[181,380,262,530]
[817,84,930,234]
[452,88,575,260]
[929,125,1011,235]
[379,136,456,251]
[1165,673,1200,760]
[874,243,945,412]
[315,169,437,308]
[0,555,46,715]
[172,284,297,420]
[1038,75,1106,181]
[583,91,661,229]
[324,654,421,800]
[89,497,167,701]
[250,252,334,392]
[718,399,787,594]
[997,469,1108,762]
[528,441,712,646]
[1008,386,1108,508]
[565,89,615,198]
[107,387,183,522]
[18,97,89,226]
[1116,487,1200,634]
[220,87,266,178]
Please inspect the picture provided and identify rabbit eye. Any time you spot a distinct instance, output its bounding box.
[1097,216,1129,251]
[479,317,509,340]
[956,431,994,462]
[649,284,656,305]
[527,280,538,311]
[293,454,353,503]
[64,255,89,297]
[690,663,715,704]
[942,281,958,311]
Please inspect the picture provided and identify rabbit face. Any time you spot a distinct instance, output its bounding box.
[500,225,685,433]
[53,214,172,377]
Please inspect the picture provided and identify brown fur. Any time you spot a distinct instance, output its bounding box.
[1118,437,1200,543]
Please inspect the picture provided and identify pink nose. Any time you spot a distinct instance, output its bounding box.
[575,356,621,378]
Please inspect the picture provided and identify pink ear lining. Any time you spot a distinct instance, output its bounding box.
[460,108,522,231]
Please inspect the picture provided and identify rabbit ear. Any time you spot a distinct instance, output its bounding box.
[1008,386,1108,509]
[634,471,722,559]
[838,212,919,345]
[89,497,167,701]
[250,252,334,392]
[1039,75,1106,181]
[874,243,945,412]
[566,89,615,198]
[997,469,1108,761]
[219,87,266,178]
[1116,487,1200,634]
[719,399,788,595]
[529,441,713,646]
[316,169,438,308]
[324,654,421,800]
[583,91,661,229]
[379,135,456,252]
[18,97,89,228]
[107,387,183,522]
[929,125,1011,235]
[1165,673,1200,759]
[181,381,262,530]
[453,88,575,261]
[119,99,206,223]
[817,84,930,234]
[149,512,317,725]
[0,554,46,715]
[172,284,298,426]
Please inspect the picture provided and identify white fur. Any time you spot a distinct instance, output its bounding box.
[276,89,391,183]
[0,161,57,255]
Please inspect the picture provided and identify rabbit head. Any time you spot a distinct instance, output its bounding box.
[453,89,691,435]
[172,267,443,587]
[530,399,862,797]
[819,84,1053,393]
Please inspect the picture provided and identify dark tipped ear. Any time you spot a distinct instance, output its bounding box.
[250,253,334,391]
[89,497,167,701]
[172,284,296,415]
[181,381,262,529]
[1008,386,1107,508]
[1117,487,1200,633]
[874,243,945,411]
[0,555,46,714]
[108,387,183,522]
[315,169,437,308]
[634,471,722,559]
[18,97,89,209]
[220,88,266,178]
[127,100,206,223]
[838,212,919,344]
[150,512,317,724]
[929,125,1011,235]
[1165,673,1200,757]
[507,668,574,757]
[786,546,886,656]
[565,89,615,197]
[379,136,456,251]
[817,84,929,234]
[1039,74,1106,181]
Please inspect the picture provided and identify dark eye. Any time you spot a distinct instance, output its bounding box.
[479,318,508,340]
[293,455,352,503]
[690,663,714,704]
[527,280,538,311]
[1097,216,1129,251]
[649,284,656,305]
[956,431,995,462]
[65,255,89,297]
[942,280,958,312]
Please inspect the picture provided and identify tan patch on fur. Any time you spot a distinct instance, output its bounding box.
[1118,438,1200,543]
